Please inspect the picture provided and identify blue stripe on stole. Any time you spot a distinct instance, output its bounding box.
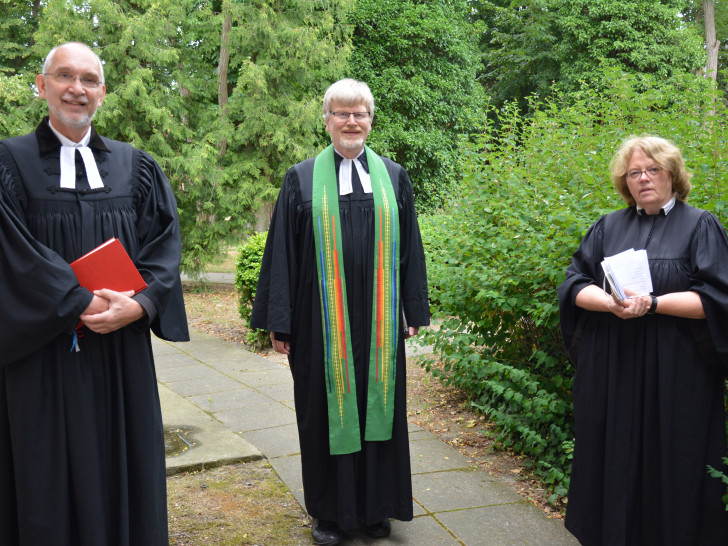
[318,217,333,392]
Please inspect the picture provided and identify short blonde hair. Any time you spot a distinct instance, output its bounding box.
[322,78,374,121]
[610,135,692,206]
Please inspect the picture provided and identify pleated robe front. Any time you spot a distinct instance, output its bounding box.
[558,202,728,545]
[0,121,189,546]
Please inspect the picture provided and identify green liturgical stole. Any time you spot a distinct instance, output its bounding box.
[312,145,401,455]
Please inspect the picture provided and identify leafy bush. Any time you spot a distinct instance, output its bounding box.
[422,69,728,503]
[234,231,270,350]
[348,0,486,210]
[417,213,455,312]
[708,455,728,511]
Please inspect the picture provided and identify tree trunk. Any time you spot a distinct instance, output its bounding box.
[703,0,720,81]
[218,1,232,157]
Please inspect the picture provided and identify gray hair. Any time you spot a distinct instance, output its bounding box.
[322,79,374,121]
[43,42,105,84]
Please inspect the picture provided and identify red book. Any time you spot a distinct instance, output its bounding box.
[70,237,147,294]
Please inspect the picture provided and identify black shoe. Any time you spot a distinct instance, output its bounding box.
[311,519,344,545]
[363,518,391,539]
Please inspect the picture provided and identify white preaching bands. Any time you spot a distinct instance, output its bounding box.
[48,120,104,190]
[337,150,372,196]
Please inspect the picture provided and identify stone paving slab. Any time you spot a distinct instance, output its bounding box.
[155,330,577,545]
[254,381,295,403]
[159,383,261,476]
[407,426,437,441]
[155,362,218,383]
[179,342,249,363]
[223,367,293,387]
[215,402,297,432]
[241,423,301,459]
[436,504,577,545]
[153,351,203,369]
[181,272,235,284]
[187,387,271,413]
[412,469,522,512]
[210,357,282,374]
[162,373,245,397]
[409,437,473,474]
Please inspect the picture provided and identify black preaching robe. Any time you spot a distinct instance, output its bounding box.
[251,151,429,530]
[558,201,728,545]
[0,119,188,546]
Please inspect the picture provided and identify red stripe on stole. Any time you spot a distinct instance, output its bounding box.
[332,216,351,392]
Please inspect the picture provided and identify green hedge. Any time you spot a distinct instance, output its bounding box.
[234,231,270,350]
[421,68,728,503]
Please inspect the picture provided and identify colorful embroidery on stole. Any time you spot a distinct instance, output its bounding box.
[312,145,400,455]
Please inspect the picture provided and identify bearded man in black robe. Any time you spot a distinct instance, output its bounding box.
[251,79,429,545]
[0,42,188,545]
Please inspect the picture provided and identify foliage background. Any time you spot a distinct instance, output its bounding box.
[421,70,728,500]
[0,0,355,273]
[347,0,486,209]
[472,0,707,113]
[234,230,269,349]
[0,0,486,268]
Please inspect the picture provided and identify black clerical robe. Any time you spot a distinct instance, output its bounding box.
[251,151,429,530]
[558,201,728,545]
[0,119,188,546]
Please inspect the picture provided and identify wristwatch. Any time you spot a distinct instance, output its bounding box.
[647,295,658,314]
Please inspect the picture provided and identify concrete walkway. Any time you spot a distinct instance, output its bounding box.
[155,329,577,545]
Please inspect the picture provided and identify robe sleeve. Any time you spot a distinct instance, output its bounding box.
[250,169,299,336]
[557,216,606,364]
[130,149,189,341]
[689,211,728,372]
[0,159,93,364]
[397,168,430,328]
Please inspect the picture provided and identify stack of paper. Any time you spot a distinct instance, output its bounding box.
[601,249,653,301]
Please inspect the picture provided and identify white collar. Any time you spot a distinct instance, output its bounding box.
[48,121,103,189]
[637,195,676,215]
[335,148,371,195]
[48,120,92,147]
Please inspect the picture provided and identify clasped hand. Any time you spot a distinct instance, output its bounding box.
[607,290,652,319]
[80,289,145,334]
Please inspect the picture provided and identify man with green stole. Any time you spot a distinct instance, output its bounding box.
[251,79,429,545]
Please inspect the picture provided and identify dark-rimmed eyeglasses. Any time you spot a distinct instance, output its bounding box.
[627,167,662,181]
[44,72,103,89]
[330,111,370,121]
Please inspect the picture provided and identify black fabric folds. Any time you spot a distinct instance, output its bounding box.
[558,202,728,545]
[0,120,188,545]
[251,152,429,530]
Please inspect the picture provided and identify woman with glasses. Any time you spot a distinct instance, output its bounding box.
[558,135,728,545]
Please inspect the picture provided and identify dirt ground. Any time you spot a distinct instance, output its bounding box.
[180,283,566,528]
[168,461,311,545]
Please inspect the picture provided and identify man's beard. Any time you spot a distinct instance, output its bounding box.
[339,136,365,151]
[49,103,96,130]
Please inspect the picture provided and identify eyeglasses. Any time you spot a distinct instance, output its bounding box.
[626,167,662,181]
[44,72,103,89]
[330,111,370,121]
